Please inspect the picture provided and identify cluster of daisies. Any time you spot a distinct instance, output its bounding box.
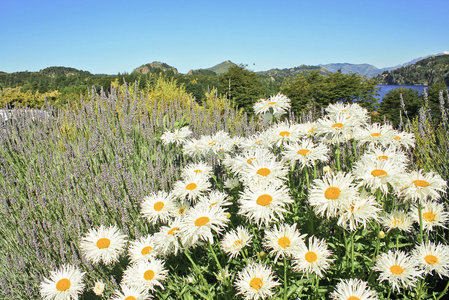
[40,94,449,300]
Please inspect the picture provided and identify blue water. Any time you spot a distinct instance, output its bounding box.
[375,85,428,101]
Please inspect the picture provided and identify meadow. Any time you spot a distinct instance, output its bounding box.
[0,79,448,300]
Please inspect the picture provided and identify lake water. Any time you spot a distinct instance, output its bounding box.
[375,84,428,101]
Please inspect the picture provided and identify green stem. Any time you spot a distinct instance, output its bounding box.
[351,231,355,274]
[418,202,424,243]
[283,257,288,300]
[184,250,210,294]
[416,279,423,300]
[336,144,341,171]
[209,241,228,286]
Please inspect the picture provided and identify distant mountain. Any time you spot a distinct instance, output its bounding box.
[257,65,329,82]
[376,54,449,85]
[320,63,390,78]
[188,60,237,76]
[320,52,449,78]
[133,61,178,74]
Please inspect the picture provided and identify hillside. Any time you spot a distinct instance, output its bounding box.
[133,61,178,74]
[257,65,328,82]
[320,63,390,78]
[376,54,449,85]
[188,60,237,75]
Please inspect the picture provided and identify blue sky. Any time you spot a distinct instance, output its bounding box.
[1,0,448,74]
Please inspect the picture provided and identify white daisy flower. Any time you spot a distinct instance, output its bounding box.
[241,132,272,151]
[224,177,241,190]
[111,284,149,300]
[238,156,288,187]
[253,93,291,118]
[92,280,105,296]
[308,172,358,218]
[262,223,306,263]
[282,139,329,169]
[337,192,382,231]
[410,200,448,231]
[292,236,333,278]
[234,262,281,300]
[388,130,415,149]
[182,138,205,157]
[122,259,168,292]
[238,184,293,228]
[80,225,127,265]
[153,218,184,256]
[180,204,229,245]
[297,121,318,137]
[353,158,404,195]
[40,265,85,300]
[141,191,177,224]
[359,146,409,166]
[412,241,449,278]
[181,161,213,178]
[128,235,160,263]
[402,170,447,202]
[172,174,211,203]
[373,250,422,292]
[381,210,414,232]
[161,127,192,146]
[325,102,369,125]
[221,226,253,258]
[224,148,276,176]
[197,190,233,210]
[266,121,301,146]
[316,114,358,144]
[330,278,378,300]
[354,123,395,147]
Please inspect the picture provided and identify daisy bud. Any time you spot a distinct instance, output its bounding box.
[378,231,386,239]
[93,280,105,296]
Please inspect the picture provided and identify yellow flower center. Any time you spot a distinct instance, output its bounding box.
[297,149,310,156]
[332,123,344,128]
[390,265,404,275]
[234,239,243,246]
[324,187,341,200]
[56,278,71,291]
[371,132,381,137]
[424,254,438,265]
[141,246,153,255]
[153,201,164,211]
[249,277,263,290]
[194,169,203,174]
[413,180,430,187]
[377,155,389,160]
[371,169,387,177]
[279,131,290,137]
[256,168,271,176]
[256,194,273,206]
[208,140,215,145]
[268,101,276,105]
[168,227,179,235]
[125,296,137,300]
[96,238,111,249]
[307,129,314,134]
[209,202,217,208]
[144,270,155,281]
[178,208,186,215]
[255,140,262,144]
[392,219,403,227]
[394,136,402,141]
[186,183,197,191]
[305,251,318,263]
[195,216,210,227]
[348,297,360,300]
[277,237,291,248]
[247,158,256,164]
[423,212,436,222]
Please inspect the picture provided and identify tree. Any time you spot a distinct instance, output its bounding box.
[427,82,448,125]
[218,66,265,113]
[280,71,379,117]
[378,88,423,126]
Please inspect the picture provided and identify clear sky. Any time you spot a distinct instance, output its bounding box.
[1,0,448,74]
